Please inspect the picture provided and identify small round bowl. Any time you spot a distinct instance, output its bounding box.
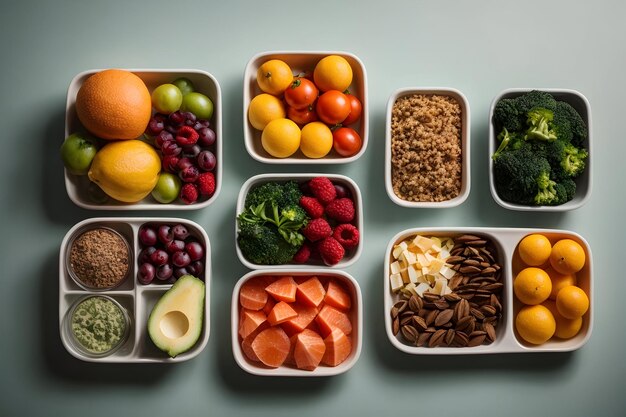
[62,295,131,359]
[488,88,592,211]
[66,225,131,291]
[385,87,471,208]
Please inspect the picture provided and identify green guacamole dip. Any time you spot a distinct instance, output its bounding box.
[71,296,127,354]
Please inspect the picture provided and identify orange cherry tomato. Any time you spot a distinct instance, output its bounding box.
[284,78,318,110]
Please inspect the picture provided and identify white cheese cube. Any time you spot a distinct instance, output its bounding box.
[393,241,408,259]
[390,273,404,292]
[429,258,445,274]
[414,235,435,252]
[400,250,417,266]
[417,253,429,267]
[390,261,402,275]
[415,282,431,297]
[408,265,419,284]
[400,268,410,284]
[440,265,456,280]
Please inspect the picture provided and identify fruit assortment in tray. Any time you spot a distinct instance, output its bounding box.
[59,52,594,368]
[62,69,221,210]
[59,218,210,362]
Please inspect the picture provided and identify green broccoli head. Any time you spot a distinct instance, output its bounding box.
[534,171,560,205]
[244,182,285,209]
[561,143,588,178]
[553,101,588,146]
[493,144,552,205]
[526,108,558,141]
[278,181,304,207]
[540,140,588,180]
[493,90,558,133]
[237,222,299,265]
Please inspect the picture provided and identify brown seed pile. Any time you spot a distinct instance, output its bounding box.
[69,228,130,289]
[390,94,462,202]
[391,235,503,347]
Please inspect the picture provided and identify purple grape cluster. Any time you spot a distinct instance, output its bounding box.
[137,223,205,285]
[146,110,217,203]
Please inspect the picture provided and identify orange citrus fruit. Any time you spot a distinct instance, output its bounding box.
[313,55,353,92]
[545,266,577,300]
[515,304,556,345]
[514,267,552,305]
[556,285,589,319]
[248,94,286,130]
[518,234,552,266]
[543,300,583,339]
[549,239,586,274]
[261,118,301,158]
[76,69,152,140]
[299,122,333,158]
[257,60,293,96]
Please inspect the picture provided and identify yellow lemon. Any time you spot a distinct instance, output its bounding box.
[515,304,556,345]
[556,285,589,319]
[248,93,286,130]
[313,55,353,92]
[513,267,552,305]
[543,300,583,339]
[300,122,333,158]
[518,234,552,266]
[261,118,301,158]
[88,140,161,203]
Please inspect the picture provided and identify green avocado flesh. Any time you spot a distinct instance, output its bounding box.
[148,275,205,357]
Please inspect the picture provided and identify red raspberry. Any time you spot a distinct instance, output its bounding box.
[302,218,332,242]
[197,172,216,196]
[299,196,324,218]
[180,183,199,204]
[308,177,336,204]
[325,198,355,223]
[319,237,345,266]
[292,243,311,263]
[333,224,360,248]
[176,125,199,146]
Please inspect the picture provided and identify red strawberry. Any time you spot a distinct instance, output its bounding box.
[333,224,360,249]
[325,198,355,223]
[175,125,199,146]
[318,237,345,266]
[299,196,324,218]
[180,183,199,204]
[302,218,332,242]
[308,177,336,205]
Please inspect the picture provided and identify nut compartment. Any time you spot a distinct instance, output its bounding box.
[384,227,592,354]
[59,217,211,363]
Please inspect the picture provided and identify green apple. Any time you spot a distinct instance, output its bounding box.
[60,133,98,175]
[181,92,214,120]
[172,77,195,96]
[151,84,183,114]
[151,172,182,204]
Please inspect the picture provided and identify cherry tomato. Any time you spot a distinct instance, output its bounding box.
[342,94,362,125]
[332,127,362,157]
[316,90,351,125]
[287,105,318,126]
[284,77,319,110]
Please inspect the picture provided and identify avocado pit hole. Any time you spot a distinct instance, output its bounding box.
[160,310,189,339]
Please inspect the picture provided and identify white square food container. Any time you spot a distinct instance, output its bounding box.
[232,269,362,376]
[64,69,222,210]
[243,51,368,164]
[488,88,592,211]
[385,87,470,208]
[235,173,363,269]
[384,227,592,354]
[59,217,211,363]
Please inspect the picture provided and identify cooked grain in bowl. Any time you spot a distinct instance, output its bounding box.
[390,94,462,202]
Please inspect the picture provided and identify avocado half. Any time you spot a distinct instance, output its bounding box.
[148,275,205,357]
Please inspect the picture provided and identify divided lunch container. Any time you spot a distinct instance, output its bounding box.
[384,227,593,354]
[59,217,211,363]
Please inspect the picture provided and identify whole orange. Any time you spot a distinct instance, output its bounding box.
[76,69,152,140]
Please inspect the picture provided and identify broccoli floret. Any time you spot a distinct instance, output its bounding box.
[278,181,304,207]
[534,171,560,205]
[493,90,557,132]
[244,182,284,209]
[493,144,552,205]
[237,222,299,265]
[559,178,577,201]
[561,143,588,177]
[553,101,588,146]
[492,128,525,159]
[526,108,558,141]
[540,140,588,180]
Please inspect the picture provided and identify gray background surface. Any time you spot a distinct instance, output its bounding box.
[1,0,624,415]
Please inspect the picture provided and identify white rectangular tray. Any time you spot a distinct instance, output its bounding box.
[59,217,211,363]
[384,227,593,354]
